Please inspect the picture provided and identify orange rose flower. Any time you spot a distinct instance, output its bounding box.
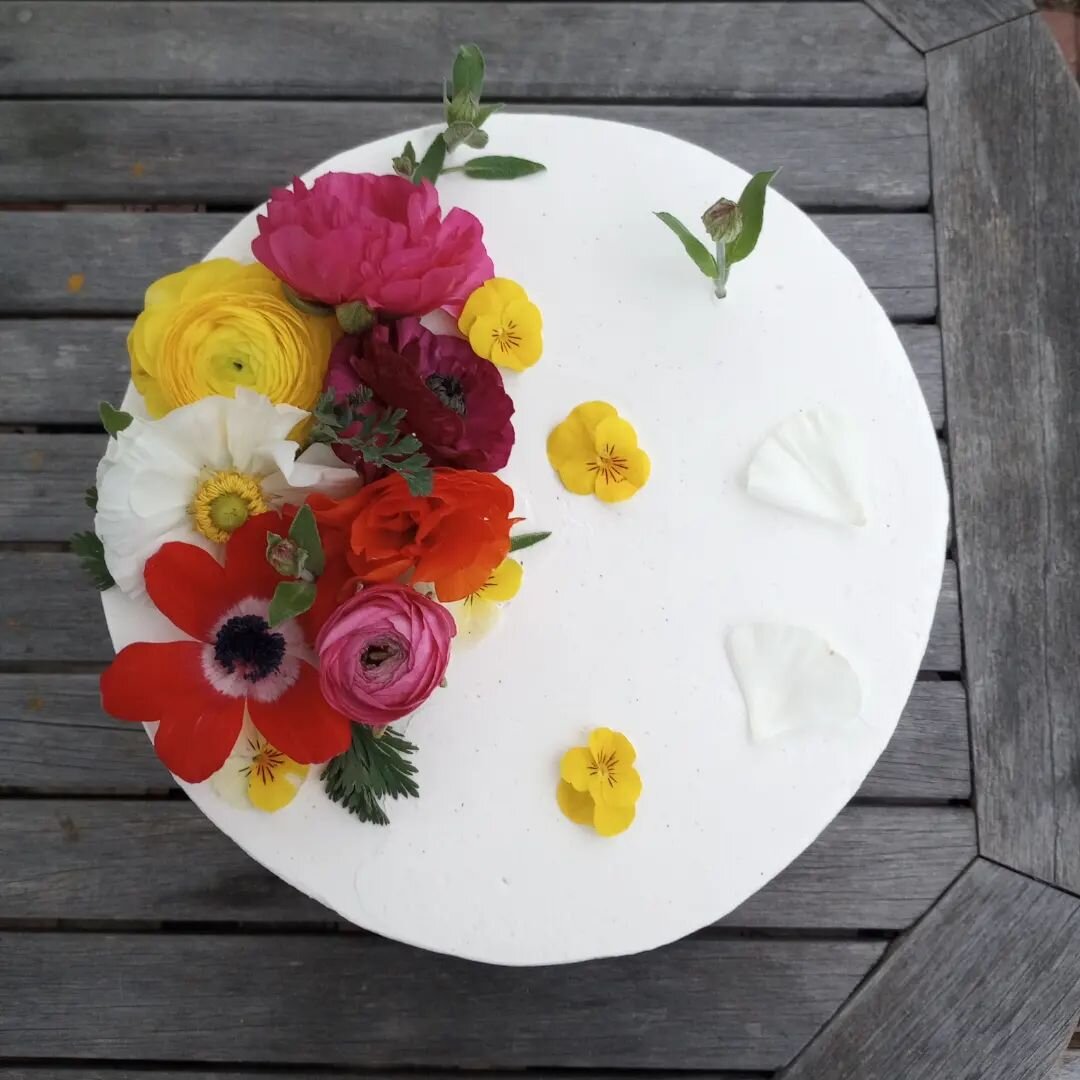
[320,469,515,602]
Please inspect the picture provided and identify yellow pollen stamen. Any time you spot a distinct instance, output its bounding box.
[191,469,267,544]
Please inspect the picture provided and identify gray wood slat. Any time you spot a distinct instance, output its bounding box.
[0,1074,761,1080]
[0,101,931,210]
[0,553,963,669]
[0,931,885,1071]
[781,859,1080,1080]
[865,0,1034,52]
[1055,1050,1080,1078]
[0,2,925,103]
[929,17,1080,892]
[0,675,970,800]
[0,211,938,321]
[0,800,973,931]
[0,321,947,430]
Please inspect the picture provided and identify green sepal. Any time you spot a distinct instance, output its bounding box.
[654,212,719,279]
[287,503,325,577]
[70,531,114,591]
[726,169,779,265]
[267,580,316,628]
[99,401,133,437]
[509,530,551,553]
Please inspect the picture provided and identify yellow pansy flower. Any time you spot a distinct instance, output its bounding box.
[445,557,523,639]
[211,727,309,813]
[128,258,337,418]
[559,727,642,837]
[458,277,543,372]
[546,401,651,503]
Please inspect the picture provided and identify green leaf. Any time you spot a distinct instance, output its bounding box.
[462,155,546,181]
[84,486,98,511]
[509,530,551,553]
[323,724,420,826]
[726,169,779,265]
[654,212,719,279]
[70,531,114,591]
[412,134,447,185]
[452,43,485,100]
[281,282,334,317]
[287,504,325,577]
[99,401,133,437]
[267,580,316,628]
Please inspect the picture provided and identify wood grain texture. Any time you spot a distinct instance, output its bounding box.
[866,0,1034,52]
[929,17,1080,891]
[0,211,938,321]
[0,675,970,799]
[0,320,947,430]
[0,1074,762,1080]
[781,859,1080,1080]
[1055,1050,1080,1078]
[0,551,963,670]
[0,931,884,1070]
[0,799,973,930]
[0,101,930,209]
[0,2,925,102]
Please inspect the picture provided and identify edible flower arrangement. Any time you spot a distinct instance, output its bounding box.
[75,45,555,826]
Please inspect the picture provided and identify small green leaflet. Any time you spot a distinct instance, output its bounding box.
[85,486,98,511]
[287,504,324,577]
[323,724,419,826]
[267,580,316,628]
[70,531,114,591]
[452,43,485,99]
[726,169,779,265]
[509,530,551,553]
[99,401,133,437]
[413,134,447,185]
[459,155,546,181]
[282,282,334,317]
[654,212,719,279]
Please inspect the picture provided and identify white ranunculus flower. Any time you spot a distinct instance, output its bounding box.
[95,389,360,597]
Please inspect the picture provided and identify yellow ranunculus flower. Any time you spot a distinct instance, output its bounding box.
[128,258,337,418]
[546,401,651,503]
[458,277,543,372]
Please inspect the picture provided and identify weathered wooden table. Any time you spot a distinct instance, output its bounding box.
[2,2,1080,1077]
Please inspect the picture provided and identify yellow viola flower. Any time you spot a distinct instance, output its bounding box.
[444,557,523,639]
[547,401,651,503]
[128,258,337,418]
[559,727,642,837]
[211,727,309,813]
[458,277,543,372]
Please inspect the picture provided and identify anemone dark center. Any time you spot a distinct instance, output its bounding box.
[426,373,467,415]
[213,614,286,683]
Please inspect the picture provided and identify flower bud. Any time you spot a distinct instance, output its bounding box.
[335,301,376,335]
[702,198,743,244]
[391,154,414,178]
[445,89,481,127]
[266,535,302,578]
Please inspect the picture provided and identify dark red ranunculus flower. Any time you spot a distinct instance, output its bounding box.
[325,317,515,474]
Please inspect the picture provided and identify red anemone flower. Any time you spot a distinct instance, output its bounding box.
[101,511,353,783]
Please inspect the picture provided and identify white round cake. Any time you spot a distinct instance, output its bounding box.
[102,114,948,965]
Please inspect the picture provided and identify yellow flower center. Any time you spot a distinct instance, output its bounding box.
[491,320,523,355]
[244,739,287,786]
[587,443,630,486]
[589,749,620,787]
[191,470,267,544]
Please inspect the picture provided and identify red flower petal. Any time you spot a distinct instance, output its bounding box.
[101,641,212,722]
[144,544,230,642]
[154,694,246,783]
[225,512,289,600]
[248,662,352,764]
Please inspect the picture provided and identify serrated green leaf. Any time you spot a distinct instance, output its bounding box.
[267,580,316,628]
[654,212,719,279]
[84,486,98,511]
[452,43,485,99]
[413,134,447,185]
[403,467,434,497]
[70,531,114,591]
[462,155,546,180]
[99,401,133,437]
[509,530,551,553]
[323,724,419,825]
[726,169,779,265]
[287,504,325,577]
[281,282,334,317]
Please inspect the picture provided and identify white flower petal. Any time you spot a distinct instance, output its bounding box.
[727,623,862,742]
[225,388,306,473]
[127,468,195,519]
[210,754,253,809]
[268,442,363,502]
[746,408,868,527]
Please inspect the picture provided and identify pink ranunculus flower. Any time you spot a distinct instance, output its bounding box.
[315,583,456,727]
[251,172,494,316]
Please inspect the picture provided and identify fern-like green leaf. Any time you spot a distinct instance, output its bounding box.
[70,531,114,591]
[322,725,419,826]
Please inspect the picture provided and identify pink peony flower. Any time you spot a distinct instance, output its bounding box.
[251,172,494,315]
[327,318,515,474]
[315,583,456,727]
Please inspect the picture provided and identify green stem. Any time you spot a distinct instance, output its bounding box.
[439,165,466,175]
[713,238,729,299]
